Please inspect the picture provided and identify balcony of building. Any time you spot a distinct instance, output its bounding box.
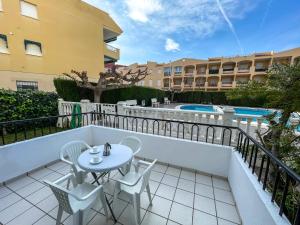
[184,65,195,76]
[0,111,298,225]
[163,67,172,77]
[208,64,220,75]
[172,77,183,88]
[183,77,194,87]
[222,62,236,74]
[237,60,252,73]
[294,56,300,65]
[254,59,271,73]
[104,43,120,63]
[103,27,121,43]
[196,64,207,75]
[273,57,292,65]
[235,75,250,86]
[221,76,234,88]
[207,77,219,89]
[195,77,206,88]
[173,66,183,76]
[163,78,171,89]
[252,74,267,83]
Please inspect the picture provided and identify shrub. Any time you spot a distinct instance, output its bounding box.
[101,86,167,106]
[0,89,59,122]
[174,91,228,105]
[53,78,94,102]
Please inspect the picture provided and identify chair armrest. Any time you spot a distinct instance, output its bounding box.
[44,173,74,186]
[71,185,103,201]
[137,160,151,167]
[118,174,143,187]
[55,173,74,185]
[60,157,73,166]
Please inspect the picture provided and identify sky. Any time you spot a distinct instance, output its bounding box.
[83,0,300,65]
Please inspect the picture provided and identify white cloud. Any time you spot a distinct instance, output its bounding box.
[125,0,162,22]
[165,38,180,52]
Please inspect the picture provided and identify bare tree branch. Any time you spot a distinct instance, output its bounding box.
[62,65,150,102]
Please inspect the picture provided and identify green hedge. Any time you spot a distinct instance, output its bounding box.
[54,77,267,107]
[0,89,59,122]
[101,86,167,106]
[174,91,267,107]
[53,78,94,102]
[174,91,228,105]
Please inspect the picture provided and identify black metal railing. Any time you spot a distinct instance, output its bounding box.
[0,111,299,224]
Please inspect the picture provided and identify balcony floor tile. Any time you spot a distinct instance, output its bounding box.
[1,160,241,225]
[6,206,44,225]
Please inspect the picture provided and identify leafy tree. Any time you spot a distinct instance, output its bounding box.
[227,63,300,221]
[227,63,300,173]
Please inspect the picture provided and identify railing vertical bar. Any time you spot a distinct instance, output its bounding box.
[279,175,290,216]
[258,155,265,182]
[263,156,270,190]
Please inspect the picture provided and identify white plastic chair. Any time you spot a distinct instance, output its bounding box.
[151,98,160,108]
[44,173,108,225]
[60,141,92,184]
[119,136,142,173]
[164,97,171,104]
[113,159,157,225]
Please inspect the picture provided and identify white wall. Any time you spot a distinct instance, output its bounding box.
[0,127,92,183]
[228,152,291,225]
[90,126,232,177]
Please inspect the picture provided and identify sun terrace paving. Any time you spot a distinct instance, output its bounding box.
[0,160,240,225]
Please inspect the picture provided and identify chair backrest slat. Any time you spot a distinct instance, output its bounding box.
[61,141,90,169]
[120,136,142,156]
[45,181,73,214]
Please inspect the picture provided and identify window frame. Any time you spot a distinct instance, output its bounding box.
[0,34,9,54]
[20,0,38,19]
[0,0,3,11]
[24,39,42,56]
[16,80,39,91]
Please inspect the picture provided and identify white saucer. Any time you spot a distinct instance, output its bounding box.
[89,147,100,154]
[89,157,102,165]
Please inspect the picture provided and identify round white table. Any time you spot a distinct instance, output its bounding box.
[77,144,133,173]
[77,144,133,222]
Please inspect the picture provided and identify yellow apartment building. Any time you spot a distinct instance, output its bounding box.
[122,47,300,92]
[0,0,122,91]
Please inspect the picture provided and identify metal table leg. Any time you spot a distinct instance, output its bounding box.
[105,195,117,222]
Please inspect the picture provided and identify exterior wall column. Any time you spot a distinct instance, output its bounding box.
[80,99,92,125]
[57,98,64,127]
[222,107,235,145]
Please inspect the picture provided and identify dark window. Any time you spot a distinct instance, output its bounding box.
[0,34,9,53]
[24,40,42,56]
[16,80,38,91]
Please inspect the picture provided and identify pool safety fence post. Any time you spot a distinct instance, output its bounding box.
[80,99,92,125]
[222,107,235,145]
[57,98,64,128]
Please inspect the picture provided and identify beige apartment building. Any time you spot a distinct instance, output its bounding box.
[0,0,122,91]
[124,47,300,92]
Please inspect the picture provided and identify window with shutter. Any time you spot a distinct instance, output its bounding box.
[24,40,42,56]
[0,34,9,53]
[20,1,38,19]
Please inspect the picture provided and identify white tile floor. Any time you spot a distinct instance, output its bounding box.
[0,161,242,225]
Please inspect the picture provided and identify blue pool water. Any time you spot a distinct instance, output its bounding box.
[180,105,300,131]
[234,108,272,117]
[180,105,216,112]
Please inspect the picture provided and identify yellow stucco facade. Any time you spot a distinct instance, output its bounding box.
[0,0,122,91]
[123,48,300,92]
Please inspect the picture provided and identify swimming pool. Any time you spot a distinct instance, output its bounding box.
[234,107,272,117]
[179,105,217,112]
[179,105,272,116]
